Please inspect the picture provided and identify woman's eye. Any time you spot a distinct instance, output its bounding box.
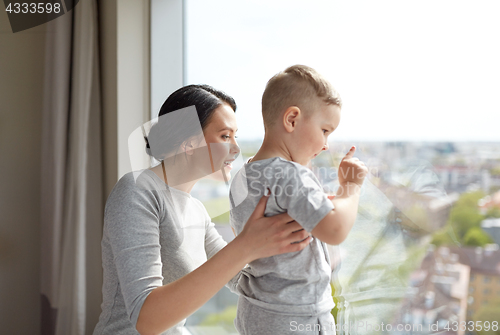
[222,135,230,140]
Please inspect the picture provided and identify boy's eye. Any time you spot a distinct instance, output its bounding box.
[323,129,328,134]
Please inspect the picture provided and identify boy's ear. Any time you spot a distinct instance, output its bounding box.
[283,106,301,133]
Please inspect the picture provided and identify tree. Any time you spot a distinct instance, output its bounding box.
[485,206,500,218]
[473,299,500,335]
[447,191,485,240]
[200,305,237,332]
[431,227,457,246]
[432,191,487,246]
[448,206,484,239]
[455,190,485,208]
[463,227,493,247]
[490,167,500,177]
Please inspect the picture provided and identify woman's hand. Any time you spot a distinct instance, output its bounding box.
[234,193,312,263]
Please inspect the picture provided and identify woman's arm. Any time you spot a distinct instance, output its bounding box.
[136,194,311,335]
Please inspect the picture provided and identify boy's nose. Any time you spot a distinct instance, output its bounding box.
[323,142,329,151]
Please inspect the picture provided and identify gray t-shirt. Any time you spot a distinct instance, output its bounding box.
[93,169,228,335]
[230,157,335,314]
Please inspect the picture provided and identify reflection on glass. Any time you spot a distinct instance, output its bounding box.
[183,140,500,335]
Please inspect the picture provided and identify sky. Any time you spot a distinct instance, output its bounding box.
[184,0,500,142]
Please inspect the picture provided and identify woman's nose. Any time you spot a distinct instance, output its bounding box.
[230,141,240,156]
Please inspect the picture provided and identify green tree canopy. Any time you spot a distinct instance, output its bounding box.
[473,299,500,335]
[455,190,485,208]
[200,305,237,332]
[432,191,489,246]
[447,191,486,240]
[485,206,500,218]
[431,227,457,247]
[463,227,493,247]
[448,206,484,239]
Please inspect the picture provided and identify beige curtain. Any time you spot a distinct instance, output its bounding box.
[41,0,103,334]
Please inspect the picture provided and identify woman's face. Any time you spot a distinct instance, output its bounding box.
[197,103,240,182]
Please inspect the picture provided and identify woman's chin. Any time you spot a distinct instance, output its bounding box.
[205,169,232,182]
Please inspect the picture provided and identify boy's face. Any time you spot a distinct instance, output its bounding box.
[293,103,341,166]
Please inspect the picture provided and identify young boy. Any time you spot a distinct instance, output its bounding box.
[229,65,368,334]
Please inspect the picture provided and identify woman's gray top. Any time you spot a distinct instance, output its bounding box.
[93,169,228,335]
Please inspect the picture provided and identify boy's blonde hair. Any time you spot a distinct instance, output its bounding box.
[262,65,342,129]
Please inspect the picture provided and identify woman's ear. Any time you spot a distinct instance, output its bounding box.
[182,137,195,156]
[283,106,301,133]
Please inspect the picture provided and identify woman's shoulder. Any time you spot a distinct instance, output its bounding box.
[106,170,163,208]
[114,169,162,191]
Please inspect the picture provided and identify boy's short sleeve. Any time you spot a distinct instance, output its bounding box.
[274,164,334,233]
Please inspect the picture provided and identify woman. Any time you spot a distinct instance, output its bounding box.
[93,85,312,335]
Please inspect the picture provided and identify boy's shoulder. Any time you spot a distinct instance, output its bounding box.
[242,156,311,176]
[230,156,319,197]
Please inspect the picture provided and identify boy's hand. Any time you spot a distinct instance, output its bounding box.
[338,146,368,186]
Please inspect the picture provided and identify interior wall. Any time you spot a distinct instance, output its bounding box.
[0,0,150,332]
[0,11,45,335]
[117,0,150,179]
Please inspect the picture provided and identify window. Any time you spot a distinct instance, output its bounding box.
[151,1,500,333]
[484,276,491,284]
[184,0,500,143]
[484,288,491,295]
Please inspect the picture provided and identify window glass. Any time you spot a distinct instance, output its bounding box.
[185,0,500,143]
[178,0,500,332]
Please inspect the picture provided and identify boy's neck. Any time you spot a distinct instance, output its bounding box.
[251,134,293,163]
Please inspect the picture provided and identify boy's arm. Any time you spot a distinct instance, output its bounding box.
[312,182,361,245]
[311,146,367,245]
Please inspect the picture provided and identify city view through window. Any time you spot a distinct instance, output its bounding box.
[186,141,500,335]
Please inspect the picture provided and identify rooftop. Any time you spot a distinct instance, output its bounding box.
[448,245,500,276]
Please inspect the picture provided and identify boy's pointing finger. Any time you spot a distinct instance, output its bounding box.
[344,146,356,159]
